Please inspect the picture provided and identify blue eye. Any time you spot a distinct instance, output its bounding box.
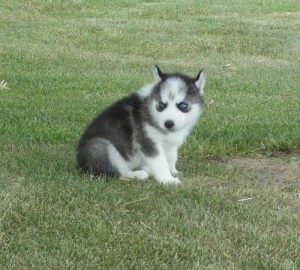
[177,102,189,112]
[157,101,167,112]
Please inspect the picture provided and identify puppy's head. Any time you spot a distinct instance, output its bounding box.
[149,65,205,133]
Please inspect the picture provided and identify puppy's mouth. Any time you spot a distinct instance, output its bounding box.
[164,126,177,132]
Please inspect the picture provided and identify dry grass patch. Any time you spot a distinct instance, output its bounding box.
[226,155,300,184]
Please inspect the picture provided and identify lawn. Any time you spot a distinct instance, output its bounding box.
[0,0,300,269]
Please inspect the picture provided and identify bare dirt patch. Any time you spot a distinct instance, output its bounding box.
[226,155,300,184]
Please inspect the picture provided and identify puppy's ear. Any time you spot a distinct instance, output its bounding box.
[194,69,205,95]
[152,65,164,82]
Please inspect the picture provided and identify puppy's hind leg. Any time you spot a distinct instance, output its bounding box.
[78,138,120,176]
[78,138,149,180]
[106,143,149,181]
[125,170,149,180]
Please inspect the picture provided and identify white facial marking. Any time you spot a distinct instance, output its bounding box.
[160,78,186,102]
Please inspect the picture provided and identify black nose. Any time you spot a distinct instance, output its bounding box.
[164,120,174,129]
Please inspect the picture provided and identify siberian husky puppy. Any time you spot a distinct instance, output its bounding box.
[77,65,205,184]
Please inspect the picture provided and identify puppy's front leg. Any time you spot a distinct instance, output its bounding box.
[165,145,180,177]
[145,150,181,185]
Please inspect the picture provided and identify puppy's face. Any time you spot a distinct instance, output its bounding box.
[149,66,205,133]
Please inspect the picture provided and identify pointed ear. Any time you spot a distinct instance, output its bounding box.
[152,65,164,82]
[194,69,205,95]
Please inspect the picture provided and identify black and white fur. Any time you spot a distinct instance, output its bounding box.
[77,65,205,184]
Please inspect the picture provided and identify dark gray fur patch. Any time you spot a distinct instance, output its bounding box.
[127,100,159,157]
[185,85,205,107]
[77,138,119,176]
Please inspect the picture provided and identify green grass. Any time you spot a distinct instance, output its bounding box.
[1,0,300,269]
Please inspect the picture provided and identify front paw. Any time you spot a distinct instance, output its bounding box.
[171,168,181,177]
[157,176,181,185]
[126,170,149,180]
